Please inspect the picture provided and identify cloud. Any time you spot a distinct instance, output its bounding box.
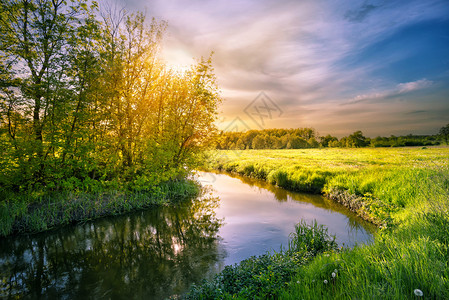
[405,110,427,115]
[344,79,434,105]
[397,79,434,93]
[344,4,379,22]
[117,0,449,136]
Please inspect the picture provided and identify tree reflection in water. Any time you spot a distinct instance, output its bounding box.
[218,171,377,235]
[0,189,224,299]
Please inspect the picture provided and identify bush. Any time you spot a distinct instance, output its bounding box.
[184,220,338,299]
[287,220,338,256]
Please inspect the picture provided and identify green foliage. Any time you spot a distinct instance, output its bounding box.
[370,134,439,147]
[215,129,440,150]
[347,130,369,147]
[0,0,221,236]
[282,208,449,299]
[216,128,320,150]
[287,220,338,256]
[439,123,449,144]
[184,220,338,299]
[0,179,200,236]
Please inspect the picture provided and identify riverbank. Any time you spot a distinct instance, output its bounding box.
[203,147,449,227]
[0,179,199,237]
[186,148,449,298]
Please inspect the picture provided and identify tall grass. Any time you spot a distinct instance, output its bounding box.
[205,148,449,226]
[0,179,200,237]
[281,205,449,299]
[186,148,449,299]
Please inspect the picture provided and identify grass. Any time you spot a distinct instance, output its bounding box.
[186,147,449,299]
[281,205,449,299]
[204,147,449,226]
[0,179,200,237]
[185,221,338,299]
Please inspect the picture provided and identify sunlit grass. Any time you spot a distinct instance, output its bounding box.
[282,207,449,299]
[186,147,449,299]
[204,147,449,226]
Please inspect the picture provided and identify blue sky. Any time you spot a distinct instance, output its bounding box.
[119,0,449,137]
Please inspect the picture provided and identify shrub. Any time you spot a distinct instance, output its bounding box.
[184,220,338,299]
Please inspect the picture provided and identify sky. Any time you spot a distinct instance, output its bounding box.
[118,0,449,137]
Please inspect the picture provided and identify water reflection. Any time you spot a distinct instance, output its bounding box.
[0,193,224,299]
[224,171,377,235]
[1,172,376,299]
[200,171,376,265]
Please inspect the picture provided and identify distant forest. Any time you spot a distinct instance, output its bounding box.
[215,128,443,150]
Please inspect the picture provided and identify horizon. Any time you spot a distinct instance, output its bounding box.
[216,126,443,139]
[118,0,449,137]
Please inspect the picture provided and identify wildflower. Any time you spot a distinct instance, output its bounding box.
[297,281,300,284]
[414,289,423,297]
[332,272,336,278]
[324,280,328,284]
[334,269,338,273]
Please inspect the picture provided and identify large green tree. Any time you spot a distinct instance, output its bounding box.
[0,0,99,188]
[0,1,221,192]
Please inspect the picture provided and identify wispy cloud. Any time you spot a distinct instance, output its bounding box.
[397,79,434,93]
[344,79,434,105]
[406,110,427,115]
[344,4,379,22]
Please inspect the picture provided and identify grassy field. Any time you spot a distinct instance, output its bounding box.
[205,147,449,226]
[186,147,449,299]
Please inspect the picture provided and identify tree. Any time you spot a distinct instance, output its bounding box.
[0,0,99,187]
[272,136,283,149]
[0,2,222,191]
[99,10,167,171]
[252,135,266,149]
[288,135,308,149]
[236,138,245,150]
[307,137,319,148]
[320,134,338,147]
[329,140,339,147]
[439,123,449,145]
[158,56,222,172]
[347,131,369,148]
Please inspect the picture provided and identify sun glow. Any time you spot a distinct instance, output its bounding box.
[162,47,194,74]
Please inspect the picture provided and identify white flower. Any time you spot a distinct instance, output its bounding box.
[332,272,336,278]
[297,281,300,284]
[334,269,338,273]
[324,280,328,284]
[414,289,423,297]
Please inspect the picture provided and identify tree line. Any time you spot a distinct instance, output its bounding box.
[0,0,221,193]
[215,127,446,150]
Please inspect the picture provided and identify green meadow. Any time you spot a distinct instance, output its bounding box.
[186,147,449,299]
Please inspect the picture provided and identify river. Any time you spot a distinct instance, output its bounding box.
[0,171,375,299]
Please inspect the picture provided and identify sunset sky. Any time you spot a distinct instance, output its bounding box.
[119,0,449,137]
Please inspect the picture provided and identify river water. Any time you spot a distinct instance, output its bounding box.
[0,172,375,299]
